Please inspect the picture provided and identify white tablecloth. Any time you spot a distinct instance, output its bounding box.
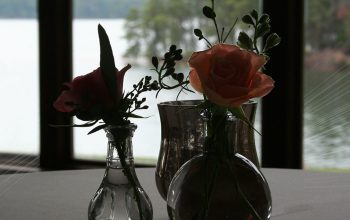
[0,168,350,219]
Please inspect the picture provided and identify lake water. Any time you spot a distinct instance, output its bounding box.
[0,19,349,169]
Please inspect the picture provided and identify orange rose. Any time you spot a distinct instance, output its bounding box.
[53,64,131,120]
[189,44,274,107]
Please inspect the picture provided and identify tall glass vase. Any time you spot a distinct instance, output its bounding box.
[167,110,271,220]
[88,124,153,220]
[155,100,259,201]
[155,100,205,200]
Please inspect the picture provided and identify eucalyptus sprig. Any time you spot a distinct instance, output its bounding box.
[193,0,281,55]
[238,9,281,54]
[151,45,193,98]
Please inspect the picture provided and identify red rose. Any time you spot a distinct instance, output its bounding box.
[189,44,274,107]
[53,64,131,120]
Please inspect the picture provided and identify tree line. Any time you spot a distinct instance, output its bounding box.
[124,0,258,59]
[124,0,350,59]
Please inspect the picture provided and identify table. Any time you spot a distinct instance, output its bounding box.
[0,168,350,219]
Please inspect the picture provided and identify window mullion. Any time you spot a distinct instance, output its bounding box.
[39,0,73,170]
[261,0,304,168]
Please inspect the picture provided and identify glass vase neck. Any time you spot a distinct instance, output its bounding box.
[203,101,259,166]
[104,124,137,169]
[204,114,237,156]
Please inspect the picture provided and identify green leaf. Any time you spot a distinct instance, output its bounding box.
[151,56,158,69]
[203,6,216,19]
[164,67,175,77]
[242,15,254,25]
[174,53,183,61]
[258,14,270,24]
[169,45,177,52]
[98,24,117,101]
[264,33,281,52]
[177,73,184,83]
[88,124,108,135]
[229,107,261,135]
[194,29,204,39]
[250,9,259,21]
[237,32,253,50]
[256,23,271,38]
[49,120,98,128]
[128,113,147,118]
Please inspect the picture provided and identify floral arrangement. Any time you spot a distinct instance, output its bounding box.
[54,25,159,133]
[150,3,280,128]
[53,0,280,219]
[149,1,280,219]
[53,25,160,220]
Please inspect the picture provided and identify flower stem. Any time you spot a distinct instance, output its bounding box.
[222,18,238,43]
[226,159,263,220]
[114,139,144,220]
[205,107,262,220]
[213,19,221,43]
[253,24,260,54]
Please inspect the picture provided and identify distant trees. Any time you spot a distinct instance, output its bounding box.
[123,0,259,59]
[74,0,147,18]
[303,0,350,72]
[124,0,350,59]
[0,0,36,18]
[305,0,350,51]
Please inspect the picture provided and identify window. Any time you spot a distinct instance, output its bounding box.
[0,2,39,155]
[39,0,307,170]
[304,0,350,170]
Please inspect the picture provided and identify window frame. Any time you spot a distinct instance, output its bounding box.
[38,0,304,170]
[261,0,304,169]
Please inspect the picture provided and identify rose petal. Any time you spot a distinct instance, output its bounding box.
[216,84,249,99]
[188,49,212,82]
[189,69,203,93]
[249,72,275,98]
[53,89,78,113]
[246,52,266,84]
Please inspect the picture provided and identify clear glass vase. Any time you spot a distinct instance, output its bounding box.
[167,109,271,220]
[155,100,259,201]
[88,124,153,220]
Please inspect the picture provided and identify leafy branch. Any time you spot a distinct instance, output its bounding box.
[192,2,281,55]
[238,10,281,54]
[122,76,159,117]
[151,45,193,98]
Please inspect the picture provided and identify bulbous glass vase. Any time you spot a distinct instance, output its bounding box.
[167,112,271,220]
[88,124,153,220]
[156,100,260,201]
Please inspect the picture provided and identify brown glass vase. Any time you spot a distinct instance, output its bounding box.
[167,109,271,220]
[155,100,260,201]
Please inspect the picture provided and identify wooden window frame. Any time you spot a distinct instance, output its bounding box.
[261,0,304,169]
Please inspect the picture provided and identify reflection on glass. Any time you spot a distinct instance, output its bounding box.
[304,0,350,170]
